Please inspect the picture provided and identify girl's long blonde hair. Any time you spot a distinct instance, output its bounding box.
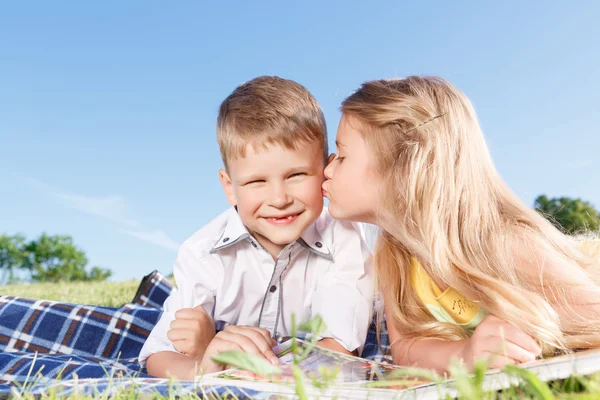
[341,76,600,355]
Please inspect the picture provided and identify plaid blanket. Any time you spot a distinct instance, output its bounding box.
[0,270,389,398]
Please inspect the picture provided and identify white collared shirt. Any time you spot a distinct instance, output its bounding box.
[139,207,373,364]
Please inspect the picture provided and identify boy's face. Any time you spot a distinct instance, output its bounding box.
[219,140,325,257]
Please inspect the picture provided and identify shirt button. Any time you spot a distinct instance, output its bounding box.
[222,237,230,243]
[269,285,277,293]
[315,241,322,248]
[251,242,257,248]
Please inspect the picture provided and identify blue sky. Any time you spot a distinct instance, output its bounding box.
[1,1,599,282]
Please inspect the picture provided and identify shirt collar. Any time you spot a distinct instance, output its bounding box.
[298,222,334,262]
[210,207,334,261]
[209,207,252,253]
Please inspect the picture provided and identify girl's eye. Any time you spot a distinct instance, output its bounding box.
[336,156,345,163]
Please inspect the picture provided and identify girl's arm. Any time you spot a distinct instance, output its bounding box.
[385,298,540,372]
[317,338,355,355]
[385,301,465,372]
[512,236,600,320]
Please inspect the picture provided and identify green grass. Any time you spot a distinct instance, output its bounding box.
[10,363,600,399]
[2,279,140,307]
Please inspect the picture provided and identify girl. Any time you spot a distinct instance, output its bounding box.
[322,76,600,372]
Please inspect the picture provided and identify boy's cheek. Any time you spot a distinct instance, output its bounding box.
[300,183,326,205]
[234,201,260,220]
[235,188,262,206]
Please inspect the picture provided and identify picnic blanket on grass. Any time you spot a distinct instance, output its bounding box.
[0,271,390,398]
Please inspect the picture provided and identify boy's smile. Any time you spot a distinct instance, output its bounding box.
[219,140,325,259]
[263,211,303,224]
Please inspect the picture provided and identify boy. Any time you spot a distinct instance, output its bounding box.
[139,76,373,379]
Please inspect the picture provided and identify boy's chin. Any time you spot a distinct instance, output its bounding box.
[264,232,303,246]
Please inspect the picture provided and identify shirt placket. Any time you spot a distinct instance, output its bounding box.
[257,245,294,338]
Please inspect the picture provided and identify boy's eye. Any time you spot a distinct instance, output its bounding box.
[245,180,265,185]
[289,172,307,179]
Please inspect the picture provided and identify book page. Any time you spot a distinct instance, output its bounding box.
[207,339,430,390]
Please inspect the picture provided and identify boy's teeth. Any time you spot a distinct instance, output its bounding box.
[270,214,295,220]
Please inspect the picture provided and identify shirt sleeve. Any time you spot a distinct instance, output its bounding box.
[138,241,221,366]
[311,220,374,354]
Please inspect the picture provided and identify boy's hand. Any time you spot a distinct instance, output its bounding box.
[167,305,216,360]
[458,315,542,370]
[198,325,279,374]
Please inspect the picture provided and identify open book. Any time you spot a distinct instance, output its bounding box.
[197,339,600,399]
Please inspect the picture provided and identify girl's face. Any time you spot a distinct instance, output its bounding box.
[322,114,381,224]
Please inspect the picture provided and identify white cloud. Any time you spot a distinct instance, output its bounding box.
[564,160,594,170]
[24,177,179,252]
[120,229,180,251]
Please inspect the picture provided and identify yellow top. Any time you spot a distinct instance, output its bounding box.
[410,257,488,331]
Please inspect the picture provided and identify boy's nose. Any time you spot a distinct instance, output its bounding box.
[268,185,292,208]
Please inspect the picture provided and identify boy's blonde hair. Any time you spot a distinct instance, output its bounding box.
[342,76,600,355]
[217,76,328,169]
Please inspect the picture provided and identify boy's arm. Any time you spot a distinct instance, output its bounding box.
[148,325,280,379]
[146,351,204,380]
[139,242,221,374]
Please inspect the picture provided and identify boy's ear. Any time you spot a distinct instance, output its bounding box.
[219,169,237,207]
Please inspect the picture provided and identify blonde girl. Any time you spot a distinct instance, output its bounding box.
[322,76,600,372]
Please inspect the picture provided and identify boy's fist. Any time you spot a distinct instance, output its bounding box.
[167,305,216,360]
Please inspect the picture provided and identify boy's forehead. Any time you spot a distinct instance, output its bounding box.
[237,139,322,159]
[227,140,324,174]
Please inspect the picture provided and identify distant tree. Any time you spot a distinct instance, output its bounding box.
[0,234,26,284]
[534,195,600,235]
[87,266,113,282]
[20,234,112,283]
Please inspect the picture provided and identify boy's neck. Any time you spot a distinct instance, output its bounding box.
[250,230,292,261]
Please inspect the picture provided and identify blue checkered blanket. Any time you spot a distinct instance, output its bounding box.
[0,270,389,397]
